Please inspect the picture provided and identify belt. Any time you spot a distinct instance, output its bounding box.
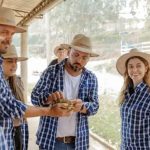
[56,136,75,143]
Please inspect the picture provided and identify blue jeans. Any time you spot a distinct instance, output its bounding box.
[54,139,75,150]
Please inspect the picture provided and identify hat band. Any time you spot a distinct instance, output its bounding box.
[0,17,16,26]
[72,43,91,50]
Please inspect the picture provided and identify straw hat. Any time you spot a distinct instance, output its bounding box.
[54,44,70,56]
[2,45,28,61]
[70,34,99,57]
[0,7,25,33]
[116,49,150,75]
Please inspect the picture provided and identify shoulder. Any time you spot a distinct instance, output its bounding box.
[41,62,64,78]
[83,68,97,80]
[48,59,58,66]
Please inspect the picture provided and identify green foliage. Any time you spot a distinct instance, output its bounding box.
[89,94,121,149]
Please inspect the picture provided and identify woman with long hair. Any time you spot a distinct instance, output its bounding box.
[116,49,150,149]
[2,45,28,150]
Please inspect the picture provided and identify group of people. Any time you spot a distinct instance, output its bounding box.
[0,6,150,150]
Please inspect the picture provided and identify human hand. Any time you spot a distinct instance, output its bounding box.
[46,91,64,104]
[71,99,83,112]
[49,103,73,117]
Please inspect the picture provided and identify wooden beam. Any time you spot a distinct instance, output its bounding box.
[0,0,4,6]
[17,0,64,26]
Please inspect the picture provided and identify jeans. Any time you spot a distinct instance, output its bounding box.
[39,140,75,150]
[54,139,75,150]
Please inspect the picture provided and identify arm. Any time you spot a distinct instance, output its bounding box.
[31,67,53,106]
[24,104,73,118]
[68,73,99,116]
[76,73,99,116]
[0,80,27,119]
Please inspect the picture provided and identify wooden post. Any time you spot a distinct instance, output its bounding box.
[20,26,28,102]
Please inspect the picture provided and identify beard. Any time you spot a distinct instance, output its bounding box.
[69,63,83,72]
[0,39,10,54]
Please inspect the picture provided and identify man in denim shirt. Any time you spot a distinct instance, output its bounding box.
[31,34,99,150]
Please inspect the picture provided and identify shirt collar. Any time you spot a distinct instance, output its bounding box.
[125,81,147,95]
[135,81,147,92]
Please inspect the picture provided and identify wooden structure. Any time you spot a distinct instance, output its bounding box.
[0,0,65,99]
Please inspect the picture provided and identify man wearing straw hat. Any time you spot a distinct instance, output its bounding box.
[31,34,99,150]
[0,7,72,149]
[48,44,70,66]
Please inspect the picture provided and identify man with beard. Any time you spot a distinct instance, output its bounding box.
[0,7,72,149]
[31,34,100,150]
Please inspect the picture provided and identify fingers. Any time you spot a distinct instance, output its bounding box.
[48,91,64,103]
[54,91,64,100]
[51,103,73,117]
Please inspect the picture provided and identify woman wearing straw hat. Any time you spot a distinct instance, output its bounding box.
[116,49,150,149]
[2,45,29,150]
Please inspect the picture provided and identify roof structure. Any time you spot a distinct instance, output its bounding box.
[0,0,64,26]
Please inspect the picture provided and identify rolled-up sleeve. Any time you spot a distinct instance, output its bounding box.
[80,73,99,116]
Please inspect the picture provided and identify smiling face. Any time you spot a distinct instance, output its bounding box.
[127,57,148,87]
[2,58,17,78]
[0,25,15,54]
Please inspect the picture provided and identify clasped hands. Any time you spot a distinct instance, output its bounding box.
[46,91,84,117]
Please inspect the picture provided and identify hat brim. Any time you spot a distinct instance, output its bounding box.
[54,44,70,56]
[116,52,150,75]
[0,22,26,33]
[70,45,99,57]
[3,56,28,61]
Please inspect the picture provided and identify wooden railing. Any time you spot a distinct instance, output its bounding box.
[121,41,150,54]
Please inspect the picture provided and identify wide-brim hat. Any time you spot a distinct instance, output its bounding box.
[54,44,70,56]
[116,49,150,75]
[2,45,28,61]
[70,34,99,57]
[0,7,25,33]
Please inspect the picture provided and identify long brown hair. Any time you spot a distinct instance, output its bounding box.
[8,75,25,103]
[118,56,150,105]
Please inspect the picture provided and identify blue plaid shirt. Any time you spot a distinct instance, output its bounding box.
[121,82,150,150]
[0,126,7,150]
[0,57,27,150]
[20,122,29,150]
[31,59,99,150]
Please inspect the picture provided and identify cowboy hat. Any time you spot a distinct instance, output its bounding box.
[54,44,70,56]
[2,45,28,61]
[0,7,25,33]
[116,48,150,75]
[70,34,99,57]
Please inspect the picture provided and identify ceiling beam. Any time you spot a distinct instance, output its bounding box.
[17,0,64,26]
[0,0,4,6]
